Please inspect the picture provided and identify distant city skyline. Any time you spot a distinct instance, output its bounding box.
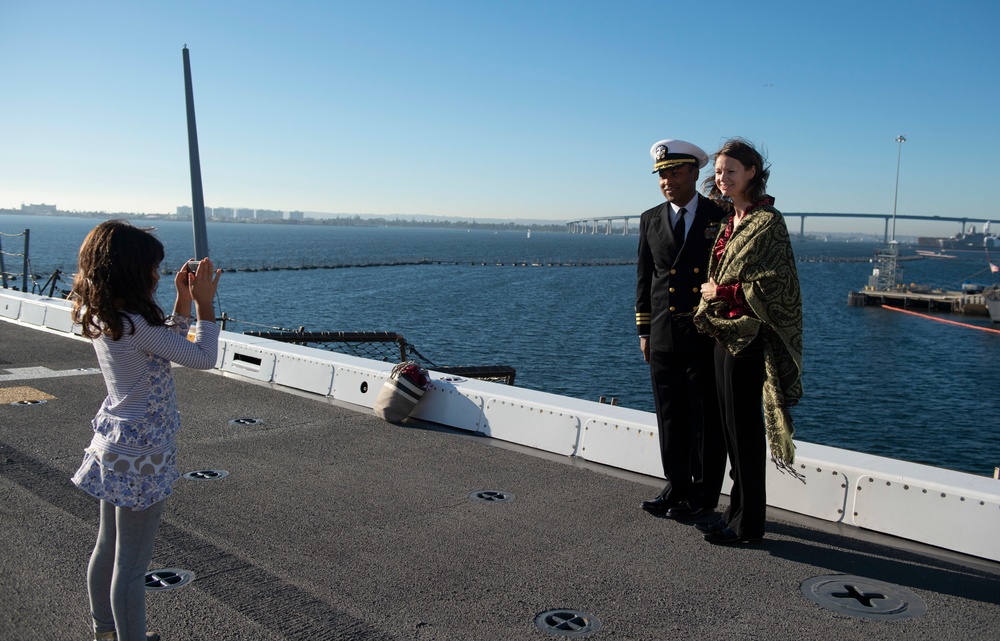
[5,203,992,241]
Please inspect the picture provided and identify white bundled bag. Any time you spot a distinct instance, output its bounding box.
[373,361,431,423]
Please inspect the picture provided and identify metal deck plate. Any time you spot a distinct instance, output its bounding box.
[800,574,927,620]
[469,490,515,504]
[182,469,230,481]
[534,609,602,637]
[145,568,196,592]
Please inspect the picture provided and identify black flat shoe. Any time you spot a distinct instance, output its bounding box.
[694,518,727,533]
[665,502,714,521]
[640,496,676,516]
[704,526,763,545]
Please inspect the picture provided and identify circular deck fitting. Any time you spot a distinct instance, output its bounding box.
[800,575,927,621]
[228,417,262,426]
[182,469,229,481]
[145,568,195,592]
[469,490,515,504]
[9,399,47,406]
[534,609,602,637]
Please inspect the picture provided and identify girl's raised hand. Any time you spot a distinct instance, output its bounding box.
[186,258,222,320]
[174,262,193,304]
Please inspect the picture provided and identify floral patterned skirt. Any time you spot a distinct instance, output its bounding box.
[71,437,179,511]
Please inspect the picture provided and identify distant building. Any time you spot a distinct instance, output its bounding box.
[20,203,57,215]
[235,208,254,220]
[288,211,305,221]
[255,209,283,220]
[176,206,193,219]
[213,207,235,220]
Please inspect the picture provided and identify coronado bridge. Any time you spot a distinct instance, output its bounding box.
[567,213,994,243]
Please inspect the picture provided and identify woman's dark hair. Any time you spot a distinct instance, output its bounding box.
[71,220,166,340]
[702,137,770,212]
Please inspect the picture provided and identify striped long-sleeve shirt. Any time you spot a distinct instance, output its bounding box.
[71,312,219,510]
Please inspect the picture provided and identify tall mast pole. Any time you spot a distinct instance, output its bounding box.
[891,135,906,243]
[183,45,209,260]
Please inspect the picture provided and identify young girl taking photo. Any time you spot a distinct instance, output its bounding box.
[70,220,221,641]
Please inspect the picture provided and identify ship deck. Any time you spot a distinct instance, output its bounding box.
[2,320,998,640]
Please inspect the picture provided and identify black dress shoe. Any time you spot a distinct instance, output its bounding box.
[704,526,763,545]
[694,518,727,533]
[665,502,714,521]
[640,496,676,515]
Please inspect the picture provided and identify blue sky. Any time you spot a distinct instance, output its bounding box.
[1,0,997,235]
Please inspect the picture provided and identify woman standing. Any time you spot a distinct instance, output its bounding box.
[693,139,803,545]
[71,221,221,640]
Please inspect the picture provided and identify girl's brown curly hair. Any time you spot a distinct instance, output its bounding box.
[71,220,166,340]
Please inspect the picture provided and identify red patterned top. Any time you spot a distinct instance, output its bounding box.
[711,197,775,319]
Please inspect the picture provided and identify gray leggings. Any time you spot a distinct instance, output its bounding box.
[87,499,165,641]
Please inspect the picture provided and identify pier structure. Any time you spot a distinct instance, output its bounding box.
[848,287,992,314]
[849,236,989,312]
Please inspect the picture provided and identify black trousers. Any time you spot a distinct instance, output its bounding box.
[648,348,726,508]
[714,340,767,539]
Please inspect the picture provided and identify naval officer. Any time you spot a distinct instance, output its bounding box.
[636,139,727,521]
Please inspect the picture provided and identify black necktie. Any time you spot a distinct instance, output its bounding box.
[673,207,686,243]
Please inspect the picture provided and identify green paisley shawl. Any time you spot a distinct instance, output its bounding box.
[693,205,803,468]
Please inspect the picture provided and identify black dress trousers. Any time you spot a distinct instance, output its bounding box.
[714,339,767,539]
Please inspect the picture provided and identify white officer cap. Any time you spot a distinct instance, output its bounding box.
[649,139,709,173]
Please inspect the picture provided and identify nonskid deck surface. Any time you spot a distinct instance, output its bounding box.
[1,321,997,640]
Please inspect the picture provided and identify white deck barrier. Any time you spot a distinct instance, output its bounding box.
[3,288,999,562]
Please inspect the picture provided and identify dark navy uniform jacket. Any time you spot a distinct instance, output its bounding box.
[635,194,726,353]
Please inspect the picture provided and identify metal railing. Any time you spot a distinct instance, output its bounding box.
[242,328,516,385]
[0,229,29,291]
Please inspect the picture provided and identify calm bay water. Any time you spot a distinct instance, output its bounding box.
[3,214,999,477]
